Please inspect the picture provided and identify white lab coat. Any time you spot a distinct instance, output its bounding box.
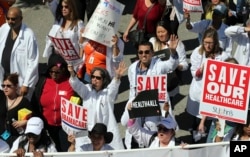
[69,76,124,150]
[0,23,39,91]
[225,25,250,66]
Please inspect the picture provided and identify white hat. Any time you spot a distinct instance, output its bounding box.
[25,117,44,135]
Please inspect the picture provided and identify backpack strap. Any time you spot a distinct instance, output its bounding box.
[148,132,158,146]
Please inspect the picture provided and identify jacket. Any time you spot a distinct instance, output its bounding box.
[225,26,250,66]
[0,23,39,89]
[69,76,124,150]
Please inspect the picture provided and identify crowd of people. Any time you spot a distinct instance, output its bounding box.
[0,0,250,156]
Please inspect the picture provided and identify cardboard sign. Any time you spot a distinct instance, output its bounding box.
[61,97,87,136]
[154,49,171,61]
[200,60,250,124]
[129,89,161,118]
[183,0,203,12]
[83,0,125,47]
[49,36,82,65]
[137,75,167,102]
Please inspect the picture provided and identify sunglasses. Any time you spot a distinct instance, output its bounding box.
[1,84,14,88]
[91,75,102,80]
[138,50,151,55]
[6,17,19,21]
[49,70,61,74]
[26,133,39,138]
[157,126,170,133]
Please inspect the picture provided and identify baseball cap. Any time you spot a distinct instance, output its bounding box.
[213,4,228,17]
[157,116,177,130]
[25,117,44,135]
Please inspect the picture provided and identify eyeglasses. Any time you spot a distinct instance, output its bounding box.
[203,41,214,46]
[157,126,170,133]
[1,84,14,88]
[91,75,102,80]
[49,70,61,74]
[26,133,39,138]
[138,50,151,55]
[6,17,19,21]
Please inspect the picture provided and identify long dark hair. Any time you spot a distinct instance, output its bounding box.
[232,112,250,140]
[55,0,79,29]
[90,67,111,89]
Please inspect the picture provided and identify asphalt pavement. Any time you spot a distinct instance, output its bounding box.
[13,0,206,144]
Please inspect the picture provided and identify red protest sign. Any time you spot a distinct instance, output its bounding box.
[49,36,80,61]
[137,75,167,102]
[200,60,250,124]
[183,0,203,12]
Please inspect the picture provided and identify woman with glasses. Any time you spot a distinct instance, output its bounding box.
[186,28,230,143]
[127,116,181,148]
[43,0,84,61]
[0,73,32,148]
[31,53,74,152]
[67,61,127,150]
[10,117,57,156]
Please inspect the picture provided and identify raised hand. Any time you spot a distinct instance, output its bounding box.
[115,61,127,80]
[168,34,179,54]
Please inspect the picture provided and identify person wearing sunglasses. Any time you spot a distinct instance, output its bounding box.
[127,116,182,148]
[9,117,57,156]
[0,6,39,100]
[120,40,179,149]
[31,53,74,152]
[67,61,127,150]
[0,73,33,148]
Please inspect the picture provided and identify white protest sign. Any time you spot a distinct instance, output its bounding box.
[200,60,250,124]
[83,0,125,47]
[61,97,88,136]
[49,36,82,65]
[137,75,167,102]
[183,0,203,12]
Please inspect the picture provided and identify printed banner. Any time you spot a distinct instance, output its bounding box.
[183,0,203,12]
[48,36,82,65]
[61,97,87,137]
[200,60,250,124]
[83,0,125,47]
[129,89,161,118]
[137,75,167,102]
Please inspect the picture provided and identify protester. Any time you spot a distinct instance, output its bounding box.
[0,73,32,148]
[123,0,166,42]
[9,117,57,156]
[127,116,184,148]
[185,3,232,55]
[67,61,127,150]
[0,0,16,26]
[80,34,124,83]
[120,40,179,149]
[43,0,85,60]
[224,18,250,66]
[232,111,250,141]
[68,123,114,151]
[162,0,184,35]
[31,53,74,152]
[0,7,39,100]
[186,28,230,143]
[149,20,188,97]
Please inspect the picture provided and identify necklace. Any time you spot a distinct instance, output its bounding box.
[7,97,18,109]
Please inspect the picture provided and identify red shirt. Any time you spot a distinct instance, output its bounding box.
[40,78,74,126]
[0,2,10,26]
[133,0,165,34]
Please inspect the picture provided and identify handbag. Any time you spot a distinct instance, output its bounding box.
[128,4,155,45]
